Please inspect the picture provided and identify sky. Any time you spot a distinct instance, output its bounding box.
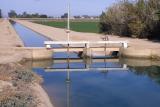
[0,0,117,17]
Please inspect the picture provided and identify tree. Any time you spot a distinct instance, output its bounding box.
[99,12,112,33]
[99,0,160,40]
[22,12,28,18]
[61,13,68,18]
[8,10,17,18]
[156,10,160,20]
[74,16,81,19]
[32,13,40,18]
[40,14,48,18]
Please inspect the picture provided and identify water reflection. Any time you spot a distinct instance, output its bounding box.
[28,58,160,107]
[130,66,160,84]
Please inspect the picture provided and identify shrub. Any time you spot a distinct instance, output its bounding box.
[100,0,160,40]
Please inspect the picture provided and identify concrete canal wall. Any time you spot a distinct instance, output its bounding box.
[120,47,160,60]
[15,47,160,60]
[15,47,53,60]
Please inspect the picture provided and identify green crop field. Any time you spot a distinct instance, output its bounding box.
[35,21,100,33]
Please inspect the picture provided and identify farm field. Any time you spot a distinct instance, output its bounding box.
[34,21,100,33]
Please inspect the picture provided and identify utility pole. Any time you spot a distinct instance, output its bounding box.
[0,9,2,18]
[67,0,70,42]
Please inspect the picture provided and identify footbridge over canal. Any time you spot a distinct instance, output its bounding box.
[44,41,128,58]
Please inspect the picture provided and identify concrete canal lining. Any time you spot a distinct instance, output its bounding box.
[14,46,160,60]
[120,47,160,60]
[14,47,53,60]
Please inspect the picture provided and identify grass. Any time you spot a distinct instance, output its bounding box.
[35,21,100,33]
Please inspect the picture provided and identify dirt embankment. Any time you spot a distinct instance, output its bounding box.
[0,19,53,107]
[0,19,23,47]
[15,19,101,41]
[0,63,53,107]
[0,19,24,64]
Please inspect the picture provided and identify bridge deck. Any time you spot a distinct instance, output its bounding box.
[44,41,128,57]
[51,47,120,52]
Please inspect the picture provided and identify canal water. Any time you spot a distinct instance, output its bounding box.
[11,22,79,58]
[11,22,160,107]
[11,21,49,47]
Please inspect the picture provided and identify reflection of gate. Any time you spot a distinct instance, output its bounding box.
[43,58,128,107]
[45,65,128,72]
[44,58,128,72]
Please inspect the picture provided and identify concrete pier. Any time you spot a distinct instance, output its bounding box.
[14,47,53,60]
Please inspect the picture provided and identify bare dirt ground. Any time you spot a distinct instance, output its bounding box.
[0,19,23,47]
[0,19,24,64]
[15,20,160,49]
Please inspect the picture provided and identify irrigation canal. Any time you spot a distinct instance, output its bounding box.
[11,21,160,107]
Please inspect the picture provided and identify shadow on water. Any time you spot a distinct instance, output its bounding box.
[130,66,160,84]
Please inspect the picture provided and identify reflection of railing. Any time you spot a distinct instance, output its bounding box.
[43,58,128,72]
[45,65,128,72]
[52,58,119,63]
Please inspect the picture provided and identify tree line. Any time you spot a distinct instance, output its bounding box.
[99,0,160,40]
[8,10,48,18]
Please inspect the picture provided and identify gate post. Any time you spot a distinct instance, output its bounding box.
[83,42,91,57]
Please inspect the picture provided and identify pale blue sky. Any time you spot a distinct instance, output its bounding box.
[0,0,117,17]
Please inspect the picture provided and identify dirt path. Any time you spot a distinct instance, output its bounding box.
[0,19,25,64]
[15,19,102,41]
[0,19,23,47]
[15,20,160,49]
